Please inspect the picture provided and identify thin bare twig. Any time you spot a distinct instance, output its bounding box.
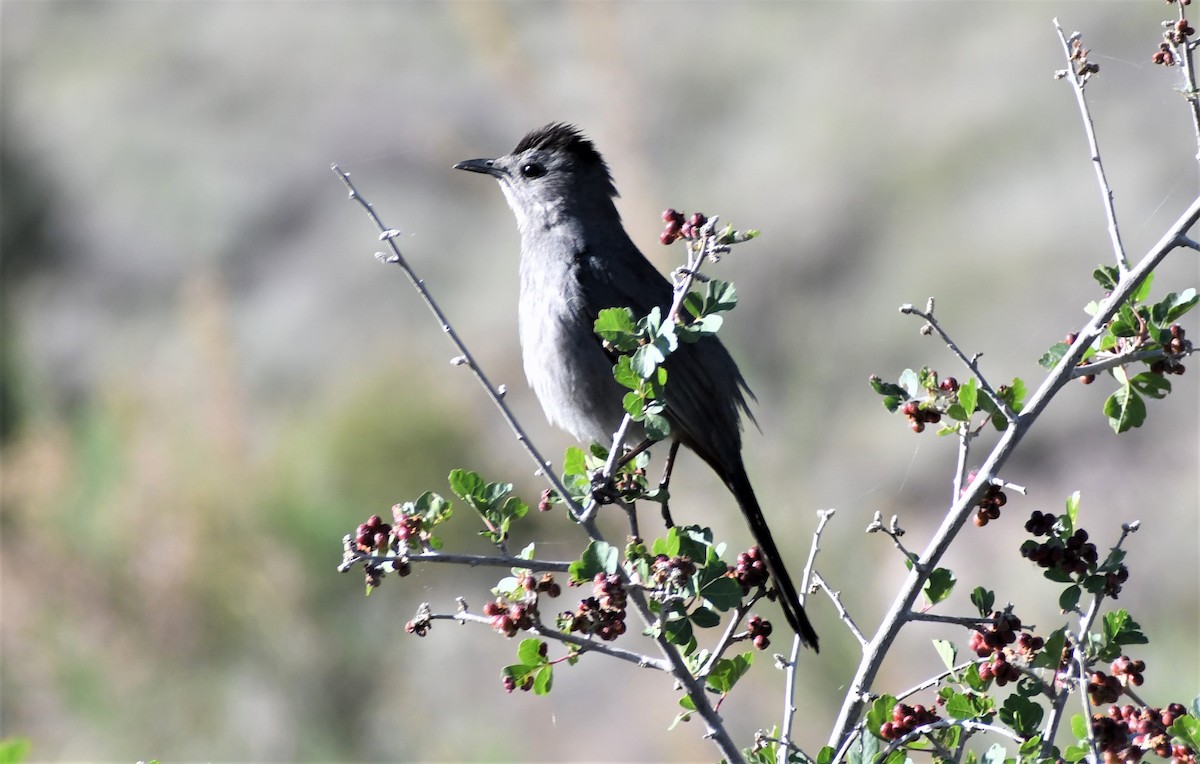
[811,573,867,649]
[1053,19,1130,274]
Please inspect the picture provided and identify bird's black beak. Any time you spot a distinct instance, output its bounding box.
[453,158,505,178]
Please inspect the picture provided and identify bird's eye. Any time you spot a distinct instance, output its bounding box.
[520,162,547,178]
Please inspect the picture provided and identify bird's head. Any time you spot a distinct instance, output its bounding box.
[455,123,620,233]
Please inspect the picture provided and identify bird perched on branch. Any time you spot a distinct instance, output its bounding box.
[455,123,818,650]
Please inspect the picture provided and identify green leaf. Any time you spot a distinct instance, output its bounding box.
[642,410,672,441]
[569,541,619,583]
[1063,744,1089,763]
[517,638,547,665]
[1130,372,1171,400]
[866,695,898,741]
[594,307,639,350]
[1070,713,1088,739]
[981,744,1008,764]
[999,694,1044,737]
[1132,271,1155,304]
[533,664,553,695]
[1065,491,1081,526]
[1153,288,1199,324]
[946,690,992,720]
[1059,584,1081,613]
[959,377,979,417]
[706,652,754,694]
[563,446,588,477]
[1040,341,1070,370]
[1033,627,1068,669]
[933,639,957,670]
[662,605,694,645]
[923,567,956,605]
[448,468,484,501]
[631,344,665,379]
[1104,385,1147,433]
[1168,715,1200,752]
[690,606,721,628]
[1092,265,1120,291]
[970,587,995,617]
[816,745,836,764]
[963,662,988,692]
[1102,610,1148,648]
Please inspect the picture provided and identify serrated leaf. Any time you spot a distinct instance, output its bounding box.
[706,652,754,694]
[999,694,1044,737]
[1104,385,1147,434]
[1040,341,1070,370]
[594,307,639,350]
[569,541,619,583]
[698,570,742,611]
[970,587,995,616]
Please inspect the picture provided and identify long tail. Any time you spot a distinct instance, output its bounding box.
[724,465,820,651]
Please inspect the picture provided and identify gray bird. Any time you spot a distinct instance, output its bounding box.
[455,123,818,650]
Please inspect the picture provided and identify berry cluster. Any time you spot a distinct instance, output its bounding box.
[537,487,556,512]
[1150,325,1190,376]
[483,598,536,638]
[973,484,1009,527]
[1015,631,1046,658]
[1097,703,1195,763]
[731,546,770,593]
[561,573,628,641]
[1020,519,1101,579]
[355,514,392,553]
[1090,670,1125,705]
[979,652,1020,686]
[879,703,940,740]
[745,615,773,651]
[659,209,708,245]
[900,400,941,433]
[516,571,562,598]
[1111,655,1146,688]
[393,513,424,545]
[652,554,697,588]
[968,611,1024,657]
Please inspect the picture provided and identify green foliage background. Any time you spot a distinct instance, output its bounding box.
[1,2,1196,760]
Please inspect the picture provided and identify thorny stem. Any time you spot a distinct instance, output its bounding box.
[333,166,747,763]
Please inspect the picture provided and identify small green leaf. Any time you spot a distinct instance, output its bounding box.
[517,638,547,665]
[1153,288,1199,324]
[981,743,1008,764]
[569,541,619,583]
[1130,372,1171,400]
[1032,627,1068,669]
[959,377,979,417]
[594,307,639,349]
[866,695,899,741]
[1104,385,1147,433]
[1059,584,1081,613]
[923,567,956,605]
[1065,491,1081,526]
[933,639,957,670]
[563,446,588,477]
[1070,713,1088,739]
[533,664,553,695]
[1092,265,1120,291]
[689,607,721,628]
[642,411,672,441]
[706,652,754,694]
[1040,341,1071,370]
[970,587,995,616]
[1132,271,1155,304]
[999,694,1044,737]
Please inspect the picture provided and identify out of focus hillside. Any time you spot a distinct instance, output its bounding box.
[1,2,1196,760]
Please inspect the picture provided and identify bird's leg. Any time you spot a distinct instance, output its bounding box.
[657,440,682,529]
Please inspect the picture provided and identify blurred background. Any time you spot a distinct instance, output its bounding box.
[1,2,1197,761]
